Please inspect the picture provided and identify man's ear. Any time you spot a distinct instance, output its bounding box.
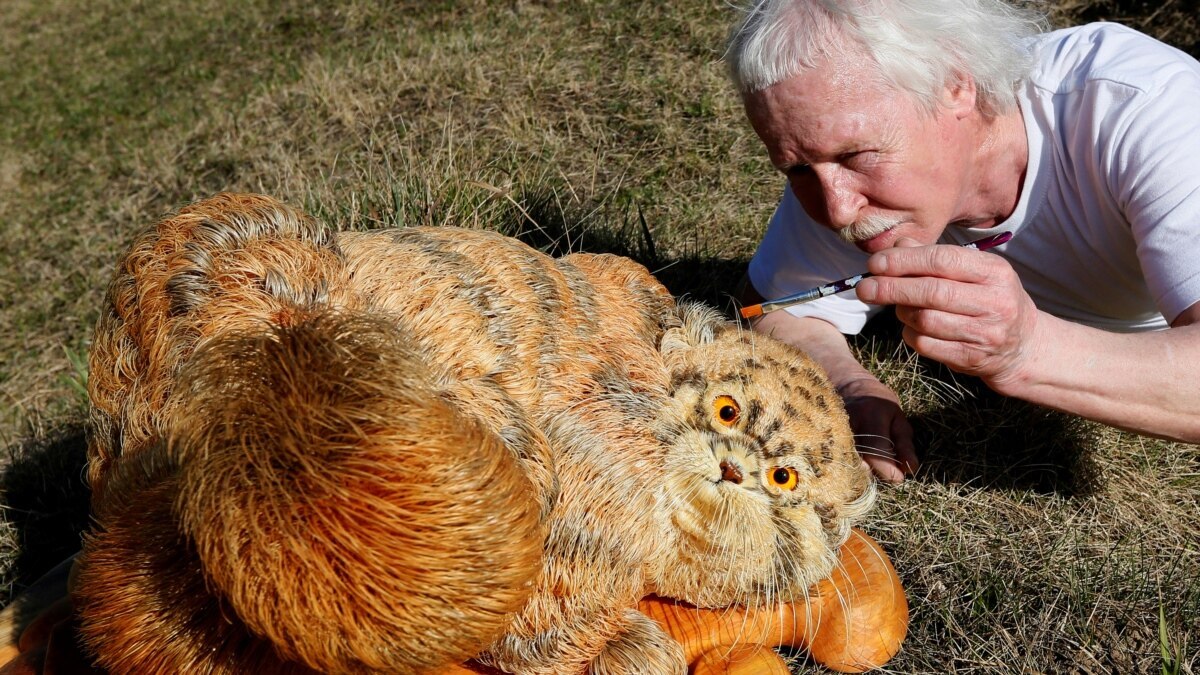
[942,72,977,119]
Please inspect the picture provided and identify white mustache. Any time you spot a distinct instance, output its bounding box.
[837,215,904,244]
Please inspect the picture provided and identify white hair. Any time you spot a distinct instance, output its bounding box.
[726,0,1048,116]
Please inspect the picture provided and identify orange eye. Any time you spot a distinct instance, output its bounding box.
[713,395,741,427]
[768,466,799,491]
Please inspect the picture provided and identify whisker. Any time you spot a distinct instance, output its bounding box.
[857,448,900,460]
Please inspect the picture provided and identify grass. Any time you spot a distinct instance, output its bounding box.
[1,1,1197,672]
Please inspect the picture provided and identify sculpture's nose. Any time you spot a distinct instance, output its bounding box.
[719,459,744,484]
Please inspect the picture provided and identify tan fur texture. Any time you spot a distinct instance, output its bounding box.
[79,193,875,674]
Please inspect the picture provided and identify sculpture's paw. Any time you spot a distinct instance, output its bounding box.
[590,610,686,675]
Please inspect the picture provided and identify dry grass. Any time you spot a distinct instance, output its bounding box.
[0,1,1197,672]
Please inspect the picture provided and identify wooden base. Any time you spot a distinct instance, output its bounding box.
[637,528,907,673]
[0,557,100,675]
[0,558,75,671]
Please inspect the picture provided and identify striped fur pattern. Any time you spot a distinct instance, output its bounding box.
[79,193,874,674]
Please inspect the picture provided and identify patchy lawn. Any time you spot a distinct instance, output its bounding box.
[1,1,1196,672]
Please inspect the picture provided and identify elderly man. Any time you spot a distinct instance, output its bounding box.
[727,0,1200,483]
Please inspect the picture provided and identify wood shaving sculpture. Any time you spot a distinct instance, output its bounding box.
[0,193,907,674]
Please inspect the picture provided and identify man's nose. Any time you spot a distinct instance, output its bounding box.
[795,166,865,229]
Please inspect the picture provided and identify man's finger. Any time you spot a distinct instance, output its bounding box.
[853,430,906,483]
[857,276,989,315]
[891,414,918,476]
[863,454,906,484]
[868,242,999,283]
[894,305,995,343]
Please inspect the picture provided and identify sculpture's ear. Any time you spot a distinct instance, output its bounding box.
[659,302,728,368]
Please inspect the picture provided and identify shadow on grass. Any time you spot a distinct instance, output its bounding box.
[906,380,1102,497]
[1,422,92,606]
[500,186,751,314]
[853,311,1102,497]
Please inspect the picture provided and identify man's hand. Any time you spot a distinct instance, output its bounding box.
[855,237,1043,394]
[837,376,917,484]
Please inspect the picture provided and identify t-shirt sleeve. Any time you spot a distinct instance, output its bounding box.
[746,186,881,334]
[1113,65,1200,323]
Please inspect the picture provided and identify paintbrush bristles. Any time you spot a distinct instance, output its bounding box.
[738,304,764,319]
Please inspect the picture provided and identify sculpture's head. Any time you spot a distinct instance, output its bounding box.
[653,303,875,607]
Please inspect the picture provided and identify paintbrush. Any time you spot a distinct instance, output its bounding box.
[738,231,1013,320]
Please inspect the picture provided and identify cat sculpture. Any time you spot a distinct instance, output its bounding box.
[76,193,876,674]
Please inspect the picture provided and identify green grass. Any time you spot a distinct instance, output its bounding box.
[1,1,1197,673]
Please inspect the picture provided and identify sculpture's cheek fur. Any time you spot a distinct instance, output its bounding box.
[652,425,848,608]
[80,193,875,675]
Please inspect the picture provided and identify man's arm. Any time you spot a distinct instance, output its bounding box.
[739,275,917,483]
[857,244,1200,443]
[989,302,1200,442]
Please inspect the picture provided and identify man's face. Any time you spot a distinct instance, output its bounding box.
[743,50,982,253]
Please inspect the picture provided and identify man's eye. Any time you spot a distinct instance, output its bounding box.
[840,151,876,169]
[785,164,812,178]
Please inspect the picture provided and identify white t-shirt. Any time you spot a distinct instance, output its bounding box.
[747,23,1200,335]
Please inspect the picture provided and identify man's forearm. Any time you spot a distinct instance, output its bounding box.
[990,313,1200,443]
[736,272,868,386]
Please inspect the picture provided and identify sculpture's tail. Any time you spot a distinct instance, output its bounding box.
[77,310,545,674]
[76,195,546,674]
